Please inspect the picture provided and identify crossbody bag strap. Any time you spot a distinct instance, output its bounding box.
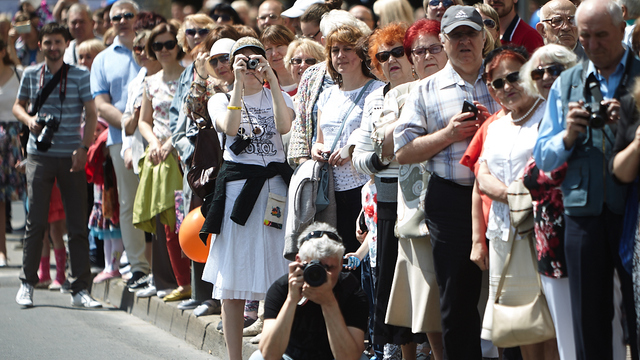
[494,228,543,304]
[328,79,375,153]
[29,63,68,116]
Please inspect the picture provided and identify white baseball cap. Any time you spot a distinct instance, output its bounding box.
[210,38,236,58]
[281,0,324,19]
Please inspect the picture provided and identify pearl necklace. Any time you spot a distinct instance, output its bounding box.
[510,97,542,124]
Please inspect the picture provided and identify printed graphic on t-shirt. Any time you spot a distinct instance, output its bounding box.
[238,103,278,157]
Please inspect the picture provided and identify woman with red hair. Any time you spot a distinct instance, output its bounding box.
[403,19,448,80]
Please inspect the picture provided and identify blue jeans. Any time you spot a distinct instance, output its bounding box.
[361,253,382,358]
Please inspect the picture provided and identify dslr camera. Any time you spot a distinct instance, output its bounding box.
[246,58,259,70]
[35,113,61,152]
[302,260,327,287]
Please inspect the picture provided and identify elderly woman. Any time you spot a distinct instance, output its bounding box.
[283,38,325,95]
[288,10,372,166]
[135,24,192,303]
[404,19,448,80]
[260,25,297,96]
[311,24,384,254]
[470,48,557,359]
[201,37,294,360]
[519,44,578,360]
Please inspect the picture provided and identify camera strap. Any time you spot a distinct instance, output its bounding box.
[29,63,69,116]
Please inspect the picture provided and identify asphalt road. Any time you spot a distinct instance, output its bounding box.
[0,230,218,360]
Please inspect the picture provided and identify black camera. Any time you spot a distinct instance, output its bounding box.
[321,152,330,161]
[583,103,607,129]
[246,58,259,70]
[302,260,327,287]
[35,113,61,152]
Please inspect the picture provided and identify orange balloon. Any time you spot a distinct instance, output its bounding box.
[178,206,212,263]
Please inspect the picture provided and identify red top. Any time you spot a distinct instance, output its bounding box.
[501,15,544,56]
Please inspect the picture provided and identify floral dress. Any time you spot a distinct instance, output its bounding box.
[522,158,568,278]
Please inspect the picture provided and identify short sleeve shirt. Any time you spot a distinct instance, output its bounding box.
[18,63,92,157]
[144,71,179,142]
[264,272,369,360]
[317,81,384,191]
[208,89,294,166]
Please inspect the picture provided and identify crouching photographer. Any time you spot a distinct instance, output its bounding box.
[249,223,369,360]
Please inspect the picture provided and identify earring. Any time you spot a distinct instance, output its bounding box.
[412,67,418,79]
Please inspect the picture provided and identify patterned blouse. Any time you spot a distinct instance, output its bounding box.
[523,158,568,278]
[184,76,228,126]
[144,71,179,142]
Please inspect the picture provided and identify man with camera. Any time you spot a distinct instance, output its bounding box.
[534,0,639,358]
[12,22,98,308]
[249,223,369,360]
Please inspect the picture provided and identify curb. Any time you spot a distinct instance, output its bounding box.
[91,278,259,359]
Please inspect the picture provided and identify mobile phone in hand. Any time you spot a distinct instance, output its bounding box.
[462,100,479,121]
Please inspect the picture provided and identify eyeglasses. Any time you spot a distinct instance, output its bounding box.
[303,29,321,39]
[428,0,453,7]
[445,30,481,41]
[212,14,231,22]
[290,58,317,65]
[530,63,565,80]
[301,231,342,244]
[490,71,520,90]
[256,13,279,21]
[412,44,444,56]
[185,28,210,37]
[133,45,145,54]
[375,46,405,63]
[483,18,496,29]
[208,54,230,67]
[111,12,135,22]
[151,40,177,52]
[541,15,575,28]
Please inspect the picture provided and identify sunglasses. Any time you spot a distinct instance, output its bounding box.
[133,45,145,54]
[375,46,405,63]
[208,54,230,67]
[257,13,279,21]
[303,29,321,39]
[290,58,317,65]
[530,64,565,80]
[491,71,520,90]
[412,44,443,56]
[111,12,135,22]
[301,231,342,244]
[151,40,177,52]
[483,18,496,29]
[185,28,210,37]
[428,0,453,7]
[212,14,231,22]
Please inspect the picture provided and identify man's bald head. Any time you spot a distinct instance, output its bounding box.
[257,0,285,31]
[537,0,578,49]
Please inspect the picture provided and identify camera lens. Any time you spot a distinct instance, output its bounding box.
[303,260,327,287]
[247,59,259,70]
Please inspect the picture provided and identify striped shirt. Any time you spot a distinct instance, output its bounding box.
[394,62,500,186]
[18,63,92,157]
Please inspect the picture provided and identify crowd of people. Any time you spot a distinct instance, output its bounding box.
[3,0,640,359]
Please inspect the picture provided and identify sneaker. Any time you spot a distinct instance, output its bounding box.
[194,300,222,317]
[157,288,172,298]
[243,317,263,336]
[177,298,202,310]
[136,284,157,298]
[93,269,121,284]
[71,289,102,308]
[16,282,34,307]
[48,280,62,291]
[60,279,72,294]
[126,271,149,289]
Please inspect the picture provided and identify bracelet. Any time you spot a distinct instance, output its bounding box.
[194,68,206,80]
[227,106,241,110]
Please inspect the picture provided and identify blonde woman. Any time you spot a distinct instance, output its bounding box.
[283,38,325,91]
[176,13,215,66]
[373,0,413,26]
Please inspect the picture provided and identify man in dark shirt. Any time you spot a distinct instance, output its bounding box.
[250,223,369,360]
[484,0,544,54]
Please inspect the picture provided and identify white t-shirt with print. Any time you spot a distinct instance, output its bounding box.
[208,88,295,166]
[317,80,384,191]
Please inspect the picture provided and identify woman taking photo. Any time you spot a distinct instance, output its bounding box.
[201,37,294,360]
[135,23,191,303]
[470,48,557,359]
[311,24,384,254]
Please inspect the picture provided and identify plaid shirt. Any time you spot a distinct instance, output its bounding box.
[394,62,500,186]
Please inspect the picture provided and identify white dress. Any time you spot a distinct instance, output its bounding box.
[478,104,545,340]
[202,89,294,301]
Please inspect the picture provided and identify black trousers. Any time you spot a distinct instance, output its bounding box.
[424,175,482,360]
[335,186,363,255]
[565,208,638,360]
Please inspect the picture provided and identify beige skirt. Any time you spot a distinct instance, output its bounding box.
[385,236,442,333]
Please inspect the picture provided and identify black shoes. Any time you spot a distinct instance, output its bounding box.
[127,271,150,290]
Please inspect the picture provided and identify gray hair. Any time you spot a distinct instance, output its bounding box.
[109,0,140,18]
[576,0,624,27]
[297,223,345,262]
[617,0,640,19]
[319,10,372,38]
[67,3,92,19]
[520,43,578,98]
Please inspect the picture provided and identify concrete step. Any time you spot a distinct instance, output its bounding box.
[91,278,259,359]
